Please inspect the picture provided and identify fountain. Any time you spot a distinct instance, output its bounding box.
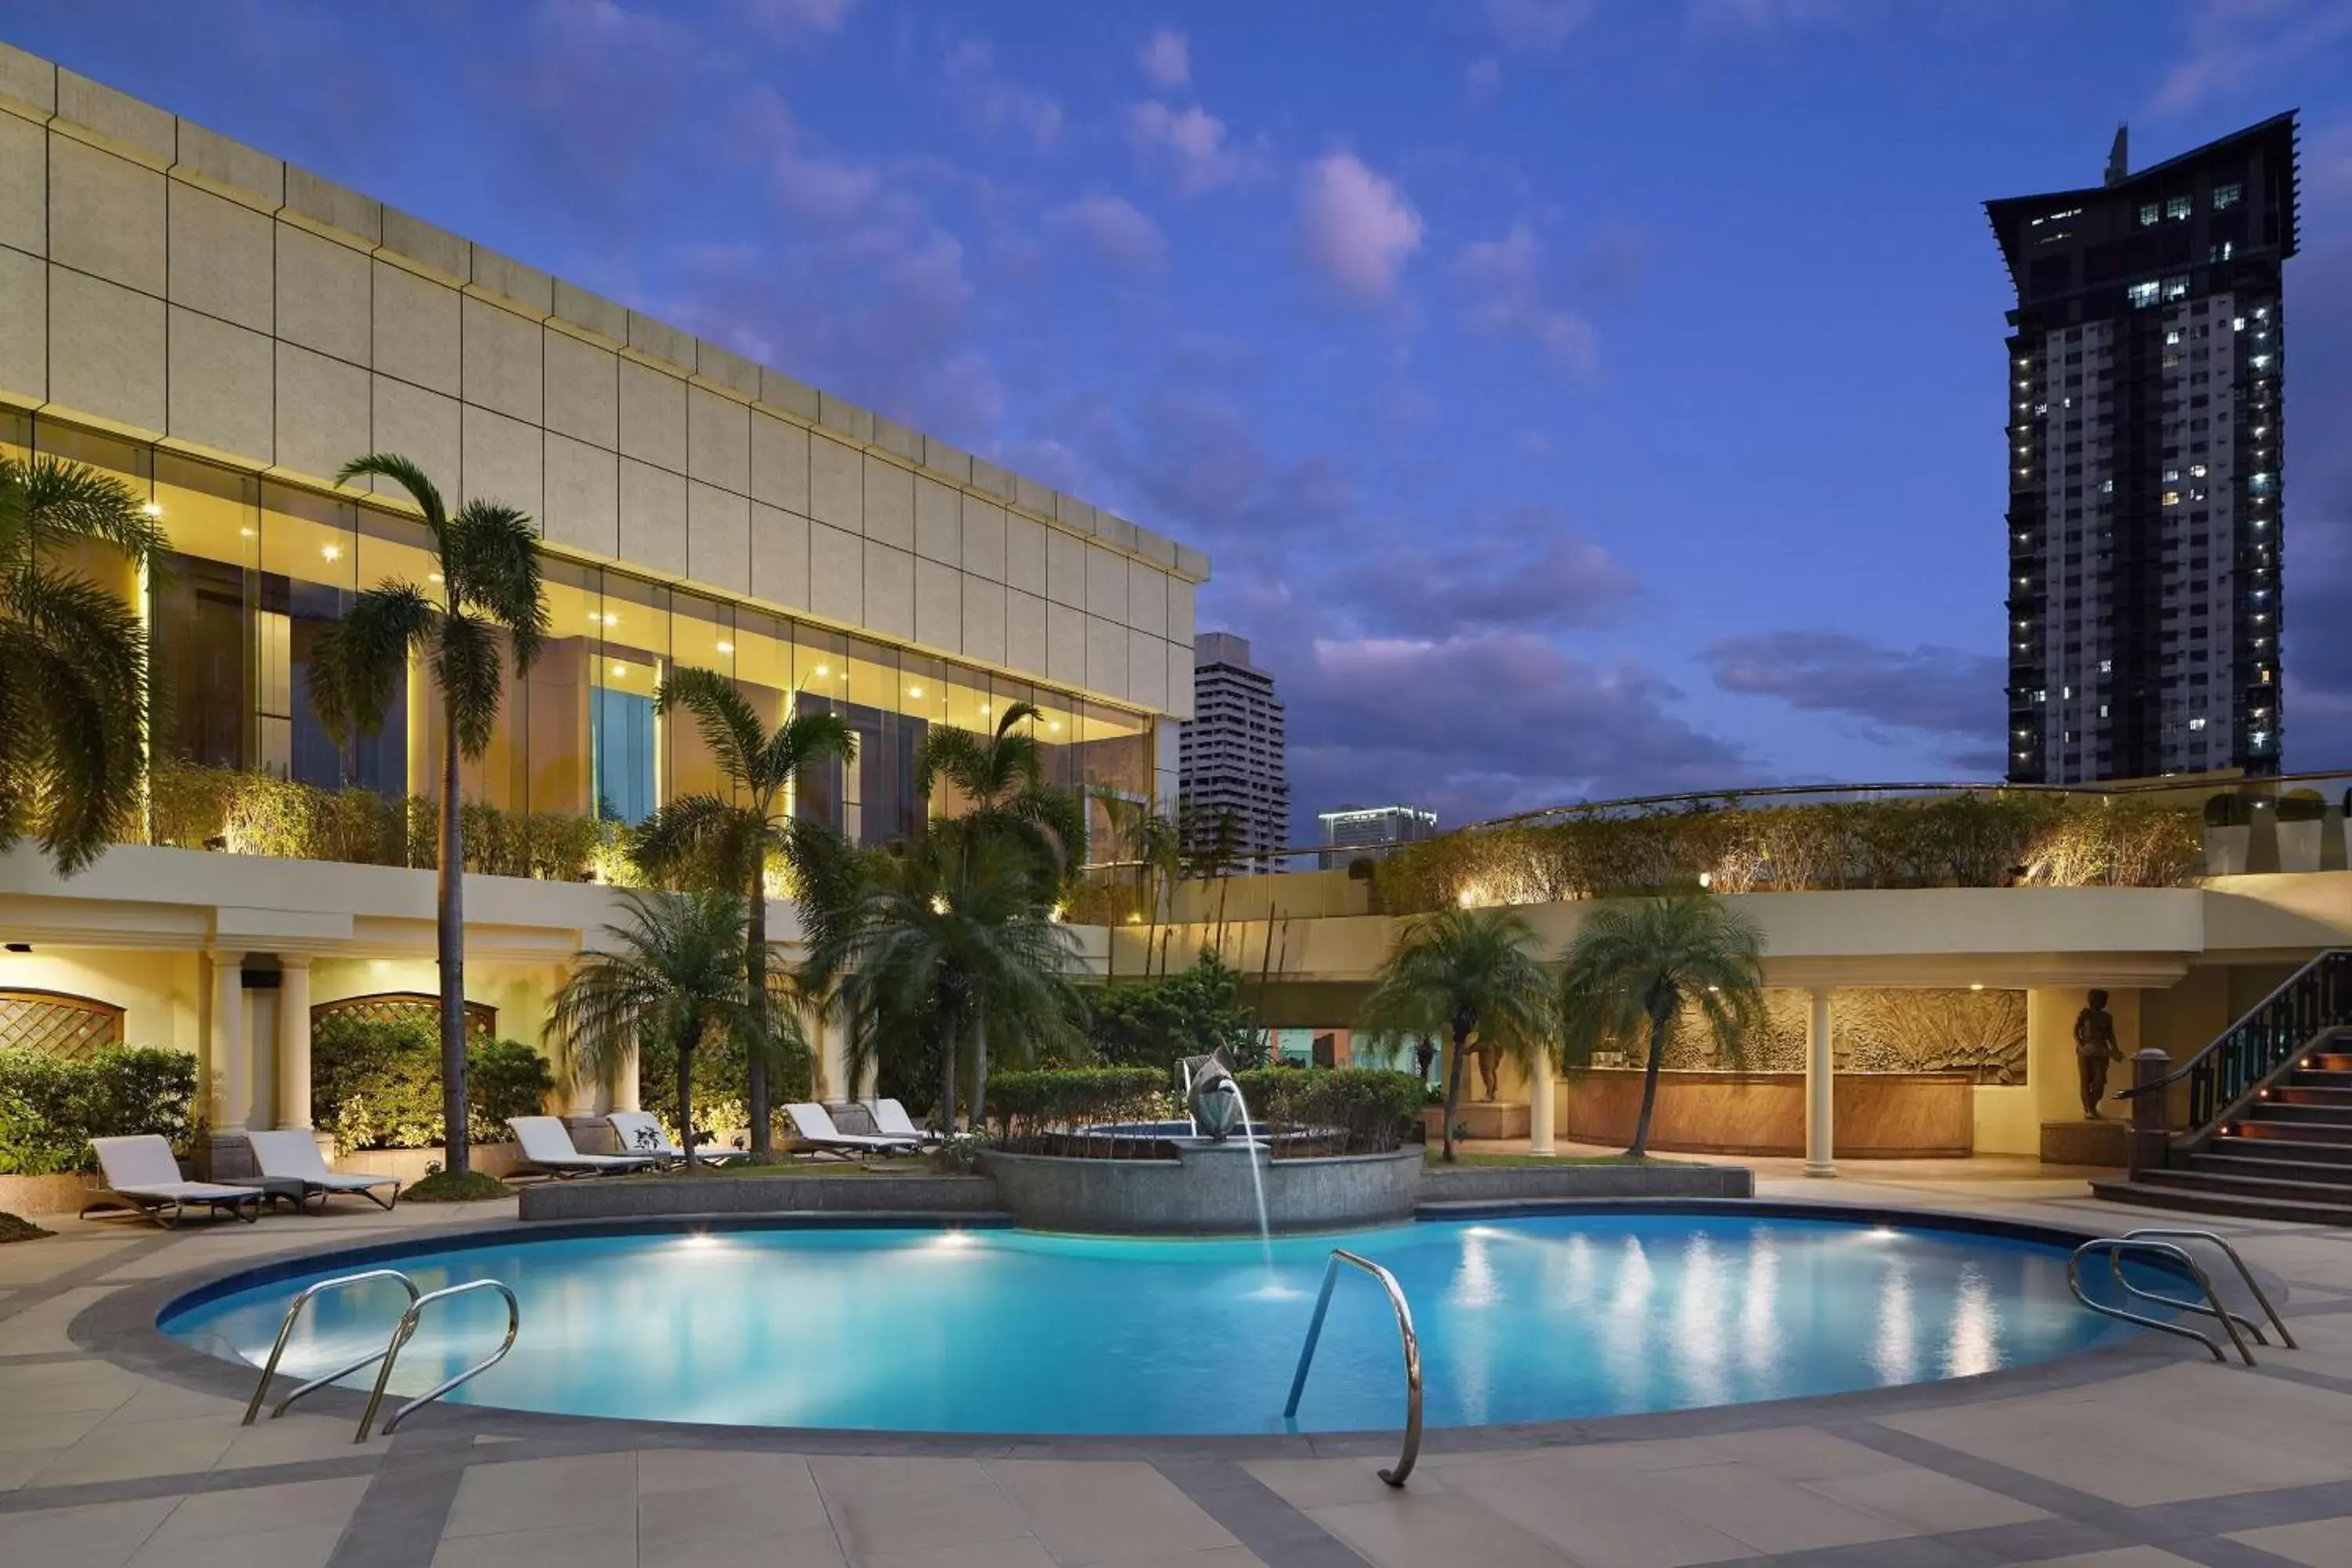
[1184,1052,1274,1272]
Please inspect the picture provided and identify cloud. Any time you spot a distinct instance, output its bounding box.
[735,0,854,41]
[1454,224,1597,370]
[943,37,1064,150]
[1128,101,1268,194]
[1703,632,2004,753]
[1295,153,1423,304]
[1138,27,1190,89]
[1334,527,1638,639]
[1288,633,1753,825]
[2149,0,2352,116]
[1482,0,1595,52]
[1047,193,1168,278]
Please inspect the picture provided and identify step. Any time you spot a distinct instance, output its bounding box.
[2270,1086,2352,1108]
[2288,1070,2352,1091]
[2236,1102,2352,1128]
[2142,1167,2352,1203]
[2232,1119,2352,1147]
[2308,1055,2352,1075]
[2189,1152,2352,1187]
[2090,1178,2352,1227]
[2209,1134,2352,1165]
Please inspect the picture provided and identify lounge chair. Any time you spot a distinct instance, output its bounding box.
[784,1102,924,1158]
[245,1130,402,1211]
[605,1110,752,1167]
[866,1098,943,1149]
[83,1135,267,1228]
[507,1116,662,1181]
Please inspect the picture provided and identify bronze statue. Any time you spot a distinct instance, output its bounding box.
[1473,1036,1501,1102]
[2074,989,2122,1118]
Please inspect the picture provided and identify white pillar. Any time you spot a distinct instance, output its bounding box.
[1805,985,1836,1178]
[208,949,248,1132]
[1528,1048,1556,1156]
[821,1011,854,1102]
[275,956,313,1130]
[611,1040,641,1114]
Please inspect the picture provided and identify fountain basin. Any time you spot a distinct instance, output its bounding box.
[977,1145,1423,1235]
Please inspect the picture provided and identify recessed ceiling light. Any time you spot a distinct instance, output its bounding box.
[814,664,830,677]
[140,501,162,518]
[715,641,734,655]
[320,544,342,561]
[908,686,924,699]
[611,662,628,677]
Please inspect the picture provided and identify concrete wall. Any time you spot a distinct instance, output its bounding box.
[0,43,1202,722]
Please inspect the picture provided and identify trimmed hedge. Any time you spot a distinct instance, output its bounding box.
[313,1013,554,1150]
[1235,1067,1424,1155]
[989,1067,1170,1153]
[1374,792,2202,913]
[0,1046,198,1174]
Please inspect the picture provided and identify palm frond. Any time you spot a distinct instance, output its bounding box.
[336,452,448,538]
[433,612,506,758]
[656,666,767,787]
[443,501,546,671]
[631,792,763,891]
[1,456,167,569]
[308,583,435,745]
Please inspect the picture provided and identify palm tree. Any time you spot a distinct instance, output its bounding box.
[309,453,546,1178]
[1557,892,1766,1158]
[1091,786,1182,925]
[1357,906,1554,1163]
[818,820,1082,1131]
[0,456,165,873]
[548,890,771,1170]
[915,702,1084,895]
[633,669,855,1154]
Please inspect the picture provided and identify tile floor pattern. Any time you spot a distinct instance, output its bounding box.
[5,1163,2352,1566]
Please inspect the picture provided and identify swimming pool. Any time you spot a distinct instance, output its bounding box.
[162,1212,2137,1435]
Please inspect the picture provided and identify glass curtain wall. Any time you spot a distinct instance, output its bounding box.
[11,413,1159,862]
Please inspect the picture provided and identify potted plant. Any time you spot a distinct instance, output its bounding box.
[2277,789,2328,873]
[2202,793,2253,876]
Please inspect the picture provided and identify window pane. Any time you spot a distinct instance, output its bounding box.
[593,574,668,825]
[793,626,850,831]
[669,590,735,804]
[149,458,260,772]
[531,559,598,817]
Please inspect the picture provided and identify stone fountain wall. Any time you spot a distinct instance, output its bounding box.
[978,1145,1424,1235]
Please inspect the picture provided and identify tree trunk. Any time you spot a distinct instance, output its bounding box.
[938,1005,960,1135]
[437,712,470,1177]
[677,1020,701,1172]
[969,1008,989,1132]
[1628,1006,1671,1159]
[1441,1021,1472,1163]
[745,863,771,1156]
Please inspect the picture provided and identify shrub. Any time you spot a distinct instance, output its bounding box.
[1091,949,1263,1073]
[635,1023,813,1149]
[1,1212,53,1243]
[2278,789,2328,824]
[1233,1067,1423,1155]
[403,1169,510,1203]
[989,1066,1171,1152]
[314,1013,553,1150]
[2205,792,2254,829]
[0,1046,198,1174]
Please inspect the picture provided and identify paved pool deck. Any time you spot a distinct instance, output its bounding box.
[6,1160,2352,1568]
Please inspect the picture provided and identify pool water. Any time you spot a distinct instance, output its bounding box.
[162,1214,2135,1435]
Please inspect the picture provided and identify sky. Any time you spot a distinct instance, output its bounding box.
[10,0,2352,843]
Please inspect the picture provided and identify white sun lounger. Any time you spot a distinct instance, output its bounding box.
[84,1134,267,1228]
[245,1130,402,1211]
[865,1098,943,1148]
[605,1110,753,1167]
[507,1116,662,1181]
[785,1102,924,1158]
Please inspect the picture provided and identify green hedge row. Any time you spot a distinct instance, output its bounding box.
[312,1014,555,1150]
[0,1046,198,1174]
[988,1066,1169,1144]
[1234,1067,1424,1154]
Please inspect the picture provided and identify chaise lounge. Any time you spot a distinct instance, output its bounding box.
[606,1110,753,1167]
[83,1134,268,1228]
[245,1130,403,1211]
[785,1102,925,1159]
[506,1116,663,1181]
[865,1098,944,1149]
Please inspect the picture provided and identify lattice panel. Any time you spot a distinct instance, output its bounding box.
[0,990,126,1060]
[313,992,498,1037]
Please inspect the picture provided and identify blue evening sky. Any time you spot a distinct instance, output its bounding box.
[10,0,2351,838]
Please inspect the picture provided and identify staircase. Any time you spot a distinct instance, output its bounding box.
[2093,1028,2352,1223]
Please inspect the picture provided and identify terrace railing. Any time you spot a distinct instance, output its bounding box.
[2117,948,2352,1139]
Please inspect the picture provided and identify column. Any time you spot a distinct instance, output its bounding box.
[821,1011,855,1103]
[1805,986,1836,1178]
[611,1040,641,1114]
[275,956,313,1130]
[207,949,248,1132]
[1527,1047,1556,1156]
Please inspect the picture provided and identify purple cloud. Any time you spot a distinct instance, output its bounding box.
[1454,225,1597,371]
[1703,632,2003,757]
[1296,152,1423,304]
[1138,27,1190,89]
[1047,194,1168,278]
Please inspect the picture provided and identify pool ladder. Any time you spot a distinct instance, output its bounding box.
[1284,1249,1423,1486]
[2067,1228,2296,1367]
[241,1268,521,1441]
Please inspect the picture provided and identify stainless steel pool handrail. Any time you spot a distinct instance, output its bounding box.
[241,1269,421,1425]
[354,1279,521,1442]
[2068,1238,2255,1366]
[1283,1249,1422,1486]
[2121,1229,2297,1350]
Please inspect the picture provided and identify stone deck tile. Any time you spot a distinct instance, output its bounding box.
[985,1457,1241,1564]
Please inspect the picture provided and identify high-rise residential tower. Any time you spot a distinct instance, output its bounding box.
[1987,114,2296,783]
[1179,633,1289,871]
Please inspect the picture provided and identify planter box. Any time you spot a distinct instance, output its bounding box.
[2277,819,2325,873]
[2204,824,2251,876]
[0,1172,100,1217]
[331,1142,524,1185]
[1421,1102,1530,1141]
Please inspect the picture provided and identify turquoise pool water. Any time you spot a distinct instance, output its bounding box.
[162,1214,2132,1434]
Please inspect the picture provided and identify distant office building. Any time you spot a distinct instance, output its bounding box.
[1318,804,1439,869]
[1178,633,1288,872]
[1987,114,2296,783]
